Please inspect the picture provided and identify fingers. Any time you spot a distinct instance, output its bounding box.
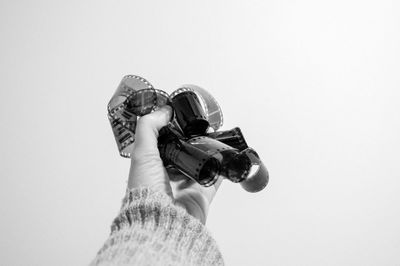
[167,167,223,203]
[168,168,223,224]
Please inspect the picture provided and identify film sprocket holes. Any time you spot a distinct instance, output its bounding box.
[108,75,269,192]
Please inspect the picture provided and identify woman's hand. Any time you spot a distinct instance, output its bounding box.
[128,106,222,224]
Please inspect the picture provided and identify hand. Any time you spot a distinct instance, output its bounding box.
[128,106,222,224]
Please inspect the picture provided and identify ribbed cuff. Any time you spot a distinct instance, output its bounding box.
[91,188,224,266]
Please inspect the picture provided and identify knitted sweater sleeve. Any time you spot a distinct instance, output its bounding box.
[90,187,224,266]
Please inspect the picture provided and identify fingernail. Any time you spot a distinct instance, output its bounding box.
[161,105,173,119]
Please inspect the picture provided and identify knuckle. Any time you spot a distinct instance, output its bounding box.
[131,150,158,162]
[137,115,156,127]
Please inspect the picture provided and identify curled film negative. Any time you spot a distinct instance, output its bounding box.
[237,148,269,192]
[108,75,154,116]
[170,90,210,137]
[108,75,170,158]
[108,76,223,158]
[158,125,221,187]
[206,128,269,190]
[108,75,268,192]
[158,124,268,190]
[171,85,224,132]
[186,135,249,184]
[207,127,249,152]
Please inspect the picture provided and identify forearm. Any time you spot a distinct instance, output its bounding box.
[90,187,224,266]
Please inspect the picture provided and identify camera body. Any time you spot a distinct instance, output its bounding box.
[108,75,269,192]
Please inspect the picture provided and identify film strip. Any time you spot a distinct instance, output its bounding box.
[107,75,167,158]
[108,75,268,192]
[171,85,224,132]
[108,75,224,158]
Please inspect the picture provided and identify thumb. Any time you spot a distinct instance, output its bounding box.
[132,105,173,157]
[128,105,173,195]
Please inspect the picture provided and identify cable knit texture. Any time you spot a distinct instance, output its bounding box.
[90,187,224,266]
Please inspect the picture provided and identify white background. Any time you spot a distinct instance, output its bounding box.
[1,0,399,265]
